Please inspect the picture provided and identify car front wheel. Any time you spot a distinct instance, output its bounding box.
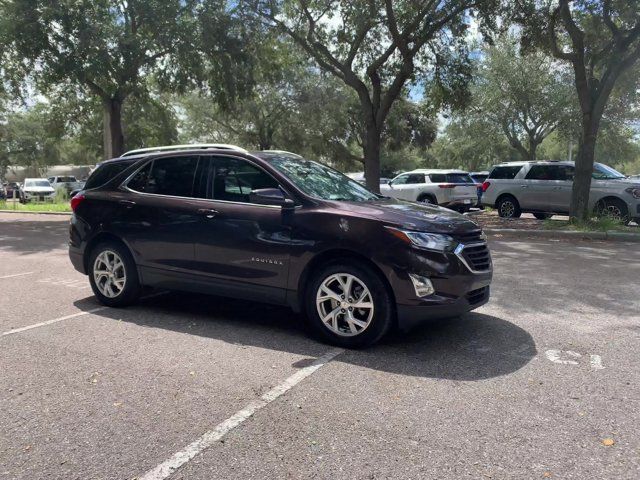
[88,241,141,307]
[306,262,393,348]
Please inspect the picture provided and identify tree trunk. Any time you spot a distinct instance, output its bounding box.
[570,120,597,221]
[103,97,124,159]
[363,122,382,193]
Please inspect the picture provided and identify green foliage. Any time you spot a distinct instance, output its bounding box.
[473,34,575,160]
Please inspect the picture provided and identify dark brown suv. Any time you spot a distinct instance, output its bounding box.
[69,145,492,347]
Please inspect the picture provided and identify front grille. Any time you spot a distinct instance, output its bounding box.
[466,286,489,305]
[454,230,484,244]
[460,243,491,272]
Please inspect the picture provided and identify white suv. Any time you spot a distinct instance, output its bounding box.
[380,169,478,211]
[481,161,640,223]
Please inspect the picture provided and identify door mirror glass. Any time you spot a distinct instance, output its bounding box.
[249,188,292,208]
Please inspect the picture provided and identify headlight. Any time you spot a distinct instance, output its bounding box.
[625,187,640,199]
[386,227,458,252]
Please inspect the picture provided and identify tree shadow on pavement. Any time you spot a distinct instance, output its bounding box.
[0,218,69,255]
[74,290,536,382]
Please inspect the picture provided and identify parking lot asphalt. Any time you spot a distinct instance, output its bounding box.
[1,212,639,480]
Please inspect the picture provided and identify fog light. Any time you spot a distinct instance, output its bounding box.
[408,273,435,297]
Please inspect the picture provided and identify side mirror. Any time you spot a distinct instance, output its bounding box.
[249,188,295,209]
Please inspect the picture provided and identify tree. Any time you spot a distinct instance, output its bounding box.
[517,0,640,221]
[247,0,499,192]
[0,0,249,159]
[475,35,575,161]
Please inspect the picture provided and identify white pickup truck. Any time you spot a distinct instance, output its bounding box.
[48,176,84,195]
[380,169,479,211]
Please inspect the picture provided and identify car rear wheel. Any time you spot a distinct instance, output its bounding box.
[497,195,521,218]
[533,212,551,220]
[306,262,393,348]
[417,194,436,205]
[88,241,141,307]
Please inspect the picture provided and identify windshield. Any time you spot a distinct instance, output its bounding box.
[268,156,379,202]
[593,163,625,180]
[26,180,51,187]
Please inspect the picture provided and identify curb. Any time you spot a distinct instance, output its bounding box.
[484,228,640,242]
[0,209,72,216]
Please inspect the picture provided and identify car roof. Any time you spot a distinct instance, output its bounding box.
[494,160,573,167]
[408,169,470,174]
[121,143,248,157]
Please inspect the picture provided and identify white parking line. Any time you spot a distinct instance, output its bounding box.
[138,347,344,480]
[0,272,34,279]
[1,291,167,337]
[1,307,108,337]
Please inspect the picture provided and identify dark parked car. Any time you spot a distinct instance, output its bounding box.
[4,182,20,199]
[69,145,492,347]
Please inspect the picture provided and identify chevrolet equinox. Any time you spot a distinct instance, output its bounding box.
[69,145,492,347]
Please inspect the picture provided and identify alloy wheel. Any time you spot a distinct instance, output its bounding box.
[500,201,515,217]
[315,273,374,337]
[93,250,126,298]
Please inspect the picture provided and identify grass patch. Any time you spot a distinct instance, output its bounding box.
[543,216,636,232]
[0,200,71,212]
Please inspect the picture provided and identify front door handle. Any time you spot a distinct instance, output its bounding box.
[520,185,528,189]
[197,208,219,219]
[119,199,136,208]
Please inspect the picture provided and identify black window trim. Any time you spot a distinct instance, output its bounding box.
[121,153,294,209]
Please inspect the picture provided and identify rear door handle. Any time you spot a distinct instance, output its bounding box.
[197,208,219,219]
[119,200,136,208]
[520,185,528,188]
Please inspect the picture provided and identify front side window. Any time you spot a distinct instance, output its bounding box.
[127,156,199,197]
[405,174,425,184]
[212,157,279,203]
[592,163,625,180]
[267,156,378,202]
[390,175,410,186]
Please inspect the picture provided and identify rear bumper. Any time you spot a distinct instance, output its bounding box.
[396,286,490,331]
[69,246,86,274]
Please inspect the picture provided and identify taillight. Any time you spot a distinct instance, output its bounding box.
[438,183,457,189]
[70,194,85,212]
[482,181,490,192]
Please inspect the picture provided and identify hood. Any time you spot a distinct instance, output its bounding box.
[24,186,55,193]
[330,198,481,234]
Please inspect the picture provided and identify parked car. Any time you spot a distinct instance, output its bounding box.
[482,161,640,223]
[4,182,20,199]
[69,145,492,348]
[346,172,391,185]
[470,171,489,184]
[48,175,84,195]
[19,178,56,203]
[380,169,478,211]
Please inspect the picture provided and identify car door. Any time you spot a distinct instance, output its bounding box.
[547,165,574,213]
[520,165,555,211]
[383,174,418,200]
[192,155,292,304]
[114,155,210,274]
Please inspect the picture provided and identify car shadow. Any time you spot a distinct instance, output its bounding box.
[73,291,536,381]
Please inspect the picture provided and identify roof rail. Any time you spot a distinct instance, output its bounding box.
[260,150,304,159]
[121,143,248,157]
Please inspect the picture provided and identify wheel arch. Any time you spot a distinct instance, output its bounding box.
[417,191,438,203]
[83,232,136,273]
[295,248,396,315]
[594,195,628,210]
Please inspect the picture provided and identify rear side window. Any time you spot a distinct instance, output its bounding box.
[446,173,473,183]
[429,174,446,183]
[85,161,135,190]
[488,166,522,179]
[127,156,199,197]
[526,165,572,181]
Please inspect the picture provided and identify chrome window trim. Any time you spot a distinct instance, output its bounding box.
[120,155,291,210]
[454,241,492,274]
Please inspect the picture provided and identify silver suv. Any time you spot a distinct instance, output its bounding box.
[481,161,640,223]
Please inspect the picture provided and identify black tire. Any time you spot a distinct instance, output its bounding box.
[305,261,393,348]
[497,195,521,218]
[596,198,630,224]
[533,212,551,220]
[88,241,141,307]
[417,194,437,205]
